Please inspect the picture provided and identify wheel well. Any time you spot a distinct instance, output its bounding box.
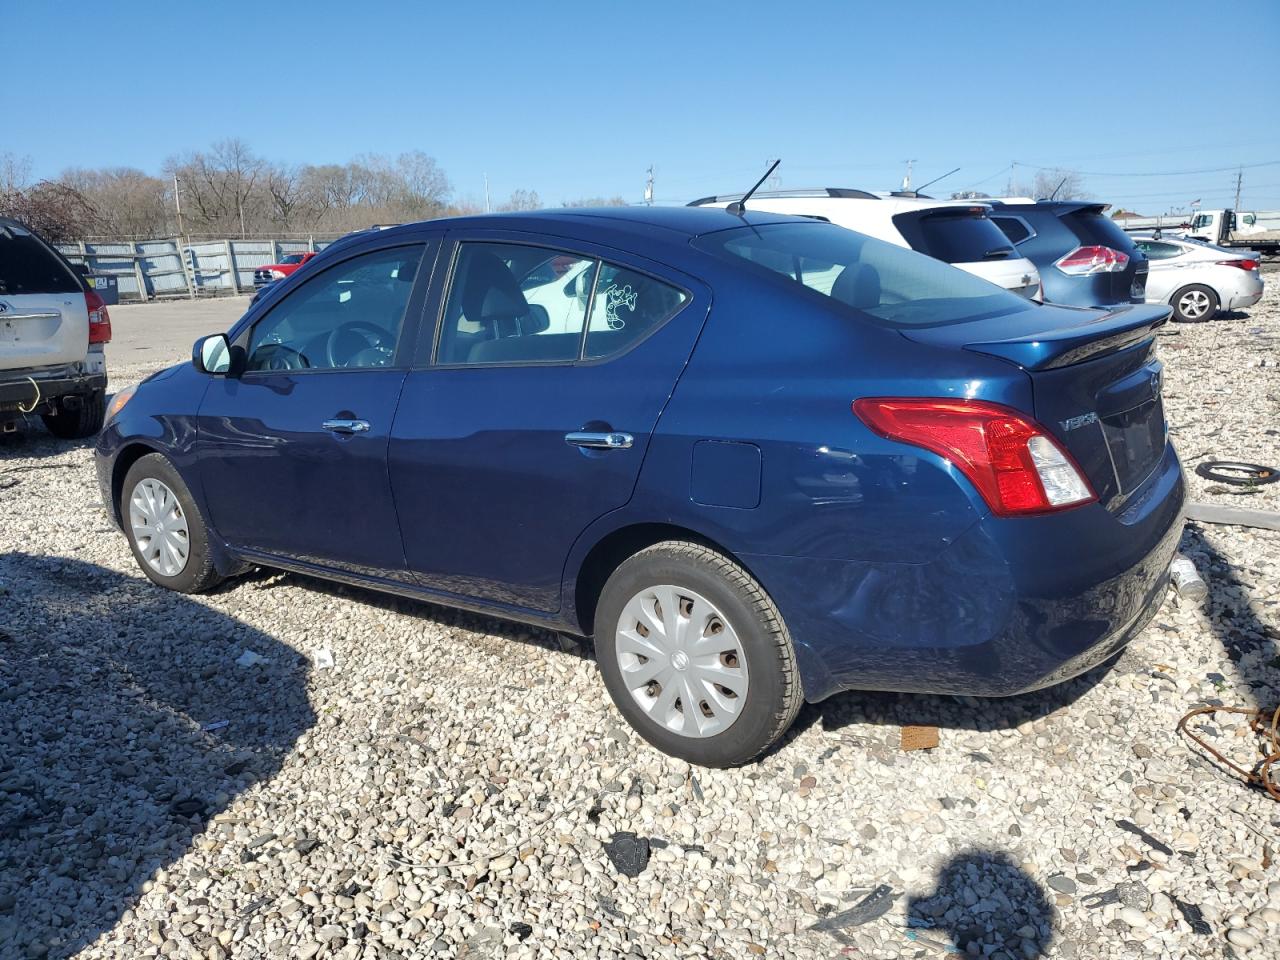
[109,443,160,523]
[573,522,738,637]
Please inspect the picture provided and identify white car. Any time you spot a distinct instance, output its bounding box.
[1132,234,1264,322]
[688,189,1042,299]
[1,217,111,437]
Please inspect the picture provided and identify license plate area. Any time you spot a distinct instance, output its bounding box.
[1102,394,1165,493]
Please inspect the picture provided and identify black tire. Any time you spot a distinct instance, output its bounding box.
[121,453,223,594]
[594,541,803,767]
[41,388,105,439]
[1170,284,1219,323]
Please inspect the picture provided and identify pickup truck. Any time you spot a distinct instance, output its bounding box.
[253,251,317,291]
[1121,208,1280,259]
[1,217,111,438]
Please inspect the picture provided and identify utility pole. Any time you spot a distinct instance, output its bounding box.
[173,175,185,241]
[764,159,781,191]
[644,165,654,206]
[1233,167,1243,211]
[1007,161,1016,196]
[901,159,916,192]
[484,173,491,213]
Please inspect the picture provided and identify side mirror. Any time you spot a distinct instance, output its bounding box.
[193,333,232,374]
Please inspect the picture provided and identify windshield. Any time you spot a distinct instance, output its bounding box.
[696,221,1030,328]
[279,254,306,265]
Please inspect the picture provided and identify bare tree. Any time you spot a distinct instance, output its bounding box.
[1010,167,1088,200]
[498,189,541,212]
[165,139,265,235]
[59,167,169,236]
[562,196,628,207]
[0,180,98,241]
[1,152,32,195]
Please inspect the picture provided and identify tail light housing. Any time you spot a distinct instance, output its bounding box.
[85,288,112,344]
[853,398,1096,517]
[1054,246,1130,276]
[1219,258,1259,271]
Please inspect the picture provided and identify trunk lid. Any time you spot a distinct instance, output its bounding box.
[903,301,1172,508]
[0,222,89,372]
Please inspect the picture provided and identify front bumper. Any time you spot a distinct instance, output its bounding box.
[748,443,1185,702]
[1,362,107,418]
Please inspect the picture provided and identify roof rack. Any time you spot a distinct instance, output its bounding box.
[688,187,879,206]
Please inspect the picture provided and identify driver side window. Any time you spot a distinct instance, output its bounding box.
[245,245,422,372]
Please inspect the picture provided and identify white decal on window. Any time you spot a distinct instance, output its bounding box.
[603,282,637,330]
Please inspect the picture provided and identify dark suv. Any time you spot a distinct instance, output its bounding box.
[987,202,1147,308]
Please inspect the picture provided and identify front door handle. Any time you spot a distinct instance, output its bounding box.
[565,431,634,450]
[322,418,371,435]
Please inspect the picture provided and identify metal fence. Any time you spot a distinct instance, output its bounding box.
[55,237,336,301]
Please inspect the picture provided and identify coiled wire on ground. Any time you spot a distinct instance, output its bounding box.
[1178,704,1280,802]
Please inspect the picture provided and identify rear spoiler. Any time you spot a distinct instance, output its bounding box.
[961,303,1171,371]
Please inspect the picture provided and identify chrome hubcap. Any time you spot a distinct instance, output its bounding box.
[615,584,750,738]
[129,478,190,577]
[1179,290,1211,319]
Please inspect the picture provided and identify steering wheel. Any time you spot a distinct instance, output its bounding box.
[255,342,310,371]
[325,320,394,368]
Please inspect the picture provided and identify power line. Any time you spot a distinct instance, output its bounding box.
[1013,159,1280,178]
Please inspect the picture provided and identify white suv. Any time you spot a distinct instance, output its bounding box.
[1,217,110,438]
[689,189,1042,299]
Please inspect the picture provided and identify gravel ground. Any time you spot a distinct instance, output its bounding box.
[1,279,1278,960]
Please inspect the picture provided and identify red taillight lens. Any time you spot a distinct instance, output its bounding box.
[1054,245,1130,276]
[852,398,1096,517]
[1219,258,1259,271]
[85,289,112,344]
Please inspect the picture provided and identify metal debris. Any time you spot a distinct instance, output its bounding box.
[1177,704,1280,802]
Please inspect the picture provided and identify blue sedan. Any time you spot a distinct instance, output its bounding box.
[96,207,1184,766]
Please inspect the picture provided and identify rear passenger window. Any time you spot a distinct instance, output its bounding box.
[585,263,688,359]
[438,242,595,365]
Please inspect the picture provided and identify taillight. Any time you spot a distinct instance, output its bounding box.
[1219,258,1259,271]
[852,398,1096,517]
[86,288,112,344]
[1054,245,1130,276]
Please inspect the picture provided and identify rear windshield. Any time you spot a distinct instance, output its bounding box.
[1062,209,1138,253]
[891,209,1016,264]
[0,225,80,296]
[697,222,1029,328]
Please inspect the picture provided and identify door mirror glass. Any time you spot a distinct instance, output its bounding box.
[194,334,232,374]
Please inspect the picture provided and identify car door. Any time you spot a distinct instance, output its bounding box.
[1133,239,1186,303]
[388,232,709,613]
[198,238,436,579]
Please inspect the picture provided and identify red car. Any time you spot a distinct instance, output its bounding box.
[252,251,317,291]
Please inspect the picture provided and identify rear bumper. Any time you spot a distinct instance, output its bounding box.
[1226,276,1264,312]
[749,442,1185,702]
[0,362,107,417]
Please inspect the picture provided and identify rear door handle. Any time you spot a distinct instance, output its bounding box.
[322,418,371,435]
[565,431,633,450]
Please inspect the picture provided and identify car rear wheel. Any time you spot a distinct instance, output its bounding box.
[41,388,105,439]
[122,453,223,594]
[594,541,803,767]
[1171,284,1219,322]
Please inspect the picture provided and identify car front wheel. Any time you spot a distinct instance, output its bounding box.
[595,541,803,767]
[121,453,223,593]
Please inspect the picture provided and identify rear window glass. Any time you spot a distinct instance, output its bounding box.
[1062,209,1138,252]
[892,210,1016,264]
[698,222,1028,328]
[0,225,80,296]
[992,216,1032,245]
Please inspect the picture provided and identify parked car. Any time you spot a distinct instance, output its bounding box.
[689,189,1042,299]
[253,251,318,291]
[96,207,1183,766]
[1,217,111,437]
[1132,234,1264,322]
[983,200,1148,308]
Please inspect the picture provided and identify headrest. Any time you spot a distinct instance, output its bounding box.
[832,263,881,311]
[462,251,528,322]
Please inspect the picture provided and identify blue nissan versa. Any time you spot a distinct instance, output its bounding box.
[96,207,1184,767]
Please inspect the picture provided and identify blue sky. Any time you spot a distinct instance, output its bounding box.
[5,0,1278,214]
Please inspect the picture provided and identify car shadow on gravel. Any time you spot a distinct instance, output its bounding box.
[804,654,1114,743]
[906,850,1052,957]
[0,427,96,463]
[1180,524,1279,706]
[0,554,314,960]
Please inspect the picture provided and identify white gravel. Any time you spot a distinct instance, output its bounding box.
[1,278,1277,960]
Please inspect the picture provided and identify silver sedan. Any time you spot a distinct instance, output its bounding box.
[1133,235,1264,322]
